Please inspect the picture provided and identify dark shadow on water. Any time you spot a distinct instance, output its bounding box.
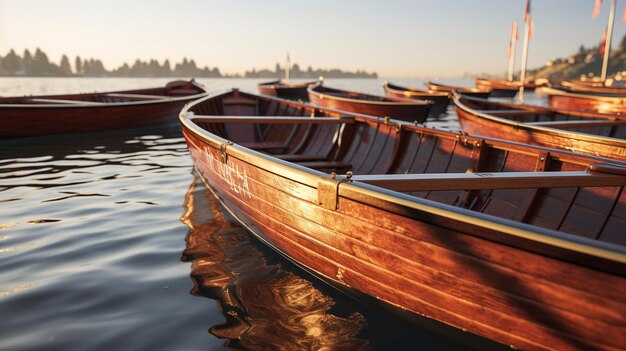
[180,172,490,351]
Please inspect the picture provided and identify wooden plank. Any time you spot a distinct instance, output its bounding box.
[481,109,546,116]
[190,116,354,124]
[105,93,170,100]
[526,120,626,128]
[28,98,105,105]
[350,171,626,191]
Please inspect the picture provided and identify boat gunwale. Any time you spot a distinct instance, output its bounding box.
[258,79,319,90]
[454,95,626,148]
[424,80,491,94]
[180,90,626,273]
[561,80,626,95]
[537,86,626,102]
[0,80,208,109]
[308,83,433,107]
[383,81,451,98]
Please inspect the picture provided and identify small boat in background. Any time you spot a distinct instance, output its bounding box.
[536,86,626,114]
[455,94,626,161]
[474,78,520,98]
[382,81,451,118]
[257,79,318,100]
[0,80,207,138]
[474,78,546,98]
[425,80,491,99]
[180,88,626,351]
[560,80,626,96]
[307,84,432,123]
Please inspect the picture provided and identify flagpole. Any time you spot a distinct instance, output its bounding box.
[600,0,616,82]
[508,21,518,82]
[519,14,531,102]
[285,53,290,81]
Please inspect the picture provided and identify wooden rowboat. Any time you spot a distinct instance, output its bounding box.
[180,89,626,351]
[382,81,451,118]
[0,80,207,137]
[561,80,626,95]
[454,95,626,161]
[536,86,626,114]
[257,79,317,100]
[307,84,432,123]
[425,80,492,99]
[474,78,520,98]
[474,78,545,98]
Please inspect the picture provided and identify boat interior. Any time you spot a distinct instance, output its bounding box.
[425,81,490,93]
[0,80,204,105]
[310,85,411,103]
[187,90,626,246]
[459,96,626,139]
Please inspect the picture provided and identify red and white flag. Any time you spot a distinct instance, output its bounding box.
[524,0,531,22]
[599,27,607,54]
[508,21,519,58]
[510,20,519,41]
[529,16,534,41]
[593,0,603,19]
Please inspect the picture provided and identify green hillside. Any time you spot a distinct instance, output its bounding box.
[529,35,626,81]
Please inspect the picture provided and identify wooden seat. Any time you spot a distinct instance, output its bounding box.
[350,171,626,192]
[28,98,105,105]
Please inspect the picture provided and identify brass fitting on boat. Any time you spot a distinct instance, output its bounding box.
[220,140,233,163]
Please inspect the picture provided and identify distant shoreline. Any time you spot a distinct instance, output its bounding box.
[0,76,382,79]
[0,48,377,79]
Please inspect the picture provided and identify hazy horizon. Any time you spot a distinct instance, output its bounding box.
[1,0,624,79]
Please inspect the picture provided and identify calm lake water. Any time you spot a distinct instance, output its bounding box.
[0,77,542,351]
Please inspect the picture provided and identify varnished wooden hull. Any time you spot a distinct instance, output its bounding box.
[308,84,431,123]
[181,90,626,351]
[425,80,492,99]
[561,80,626,95]
[0,80,207,137]
[454,96,626,161]
[537,87,626,114]
[257,80,316,100]
[383,81,451,118]
[474,78,525,98]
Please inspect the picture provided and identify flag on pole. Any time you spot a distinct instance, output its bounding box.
[593,0,603,19]
[529,16,534,41]
[524,0,531,22]
[508,21,519,58]
[623,2,626,21]
[599,27,607,54]
[510,20,519,41]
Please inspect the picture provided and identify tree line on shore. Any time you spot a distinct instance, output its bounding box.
[529,35,626,80]
[0,48,377,78]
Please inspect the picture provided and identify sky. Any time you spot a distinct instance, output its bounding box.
[0,0,625,78]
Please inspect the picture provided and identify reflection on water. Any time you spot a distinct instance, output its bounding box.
[181,174,370,350]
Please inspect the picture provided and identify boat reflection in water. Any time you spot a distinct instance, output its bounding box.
[180,174,370,350]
